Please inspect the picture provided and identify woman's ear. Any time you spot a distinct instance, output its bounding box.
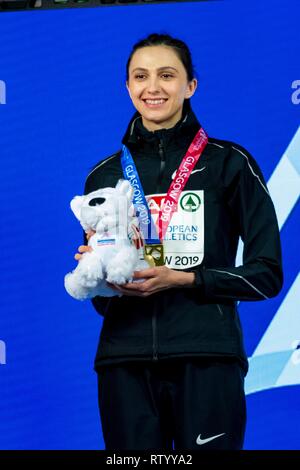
[185,78,198,99]
[126,81,132,100]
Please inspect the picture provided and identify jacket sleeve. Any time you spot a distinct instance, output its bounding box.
[198,147,283,302]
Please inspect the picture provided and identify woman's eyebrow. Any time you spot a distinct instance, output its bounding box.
[131,66,178,73]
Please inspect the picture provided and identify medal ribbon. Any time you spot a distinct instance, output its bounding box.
[121,127,208,243]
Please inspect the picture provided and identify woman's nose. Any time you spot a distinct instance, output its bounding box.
[146,77,161,93]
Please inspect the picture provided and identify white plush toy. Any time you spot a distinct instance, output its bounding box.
[64,179,149,300]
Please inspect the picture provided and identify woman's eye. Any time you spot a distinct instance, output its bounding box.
[134,73,173,80]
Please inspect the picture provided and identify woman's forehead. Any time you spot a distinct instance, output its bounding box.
[129,46,182,70]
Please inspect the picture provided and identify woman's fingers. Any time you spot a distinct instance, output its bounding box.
[78,245,92,253]
[74,244,92,261]
[86,230,96,241]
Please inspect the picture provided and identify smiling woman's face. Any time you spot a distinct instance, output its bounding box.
[126,46,197,132]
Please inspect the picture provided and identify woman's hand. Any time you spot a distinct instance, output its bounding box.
[74,230,95,261]
[107,266,195,297]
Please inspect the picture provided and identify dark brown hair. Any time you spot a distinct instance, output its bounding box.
[126,33,196,82]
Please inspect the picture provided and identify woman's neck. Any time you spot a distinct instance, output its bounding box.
[141,109,183,132]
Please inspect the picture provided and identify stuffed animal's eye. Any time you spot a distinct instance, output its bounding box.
[89,197,106,206]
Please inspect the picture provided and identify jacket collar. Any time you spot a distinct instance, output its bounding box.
[121,101,201,152]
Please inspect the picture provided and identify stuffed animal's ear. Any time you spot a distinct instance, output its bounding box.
[115,179,133,201]
[70,196,85,221]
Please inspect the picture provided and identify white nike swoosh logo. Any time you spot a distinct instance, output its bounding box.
[196,432,225,446]
[171,166,206,180]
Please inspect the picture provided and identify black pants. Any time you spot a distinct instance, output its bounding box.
[97,357,246,450]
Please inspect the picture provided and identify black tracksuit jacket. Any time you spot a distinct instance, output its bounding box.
[84,106,283,374]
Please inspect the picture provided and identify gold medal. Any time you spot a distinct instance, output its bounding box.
[144,243,164,267]
[144,253,156,268]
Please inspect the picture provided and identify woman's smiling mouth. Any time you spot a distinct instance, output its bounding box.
[142,98,168,107]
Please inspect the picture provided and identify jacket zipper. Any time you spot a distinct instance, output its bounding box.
[152,139,165,361]
[152,308,158,361]
[156,139,166,192]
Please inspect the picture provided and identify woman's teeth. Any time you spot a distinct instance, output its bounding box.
[144,99,166,104]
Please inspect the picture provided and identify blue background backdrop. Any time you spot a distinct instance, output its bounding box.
[0,0,299,449]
